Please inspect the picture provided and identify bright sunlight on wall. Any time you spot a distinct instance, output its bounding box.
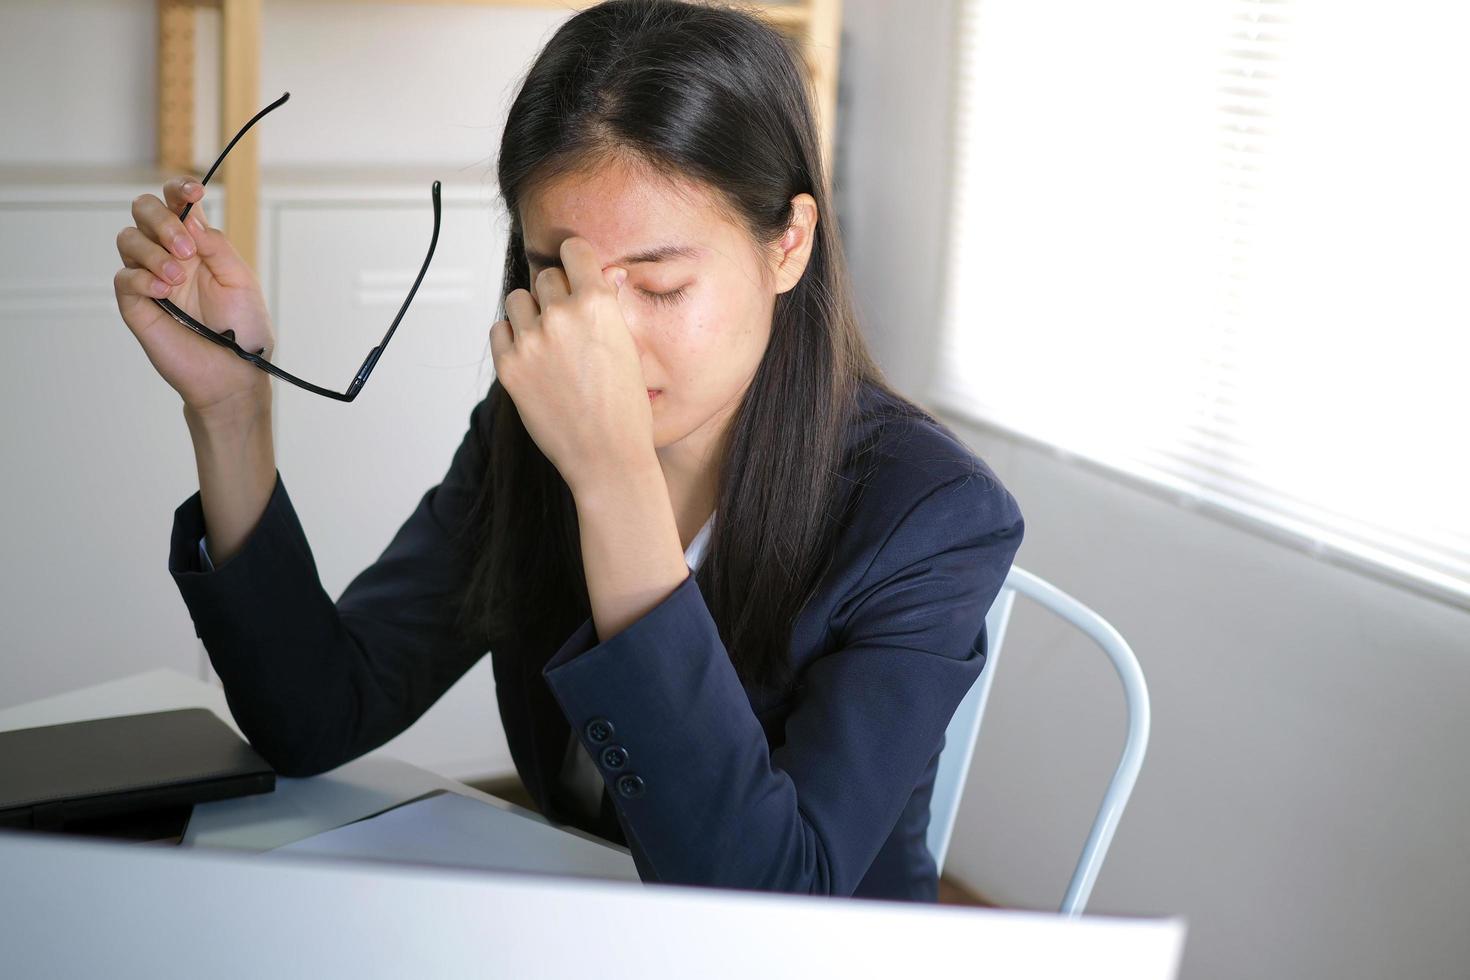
[933,0,1470,609]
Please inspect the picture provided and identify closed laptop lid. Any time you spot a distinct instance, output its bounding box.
[0,707,275,830]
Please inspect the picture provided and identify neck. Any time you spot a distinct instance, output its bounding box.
[657,433,726,553]
[660,459,717,552]
[656,385,745,550]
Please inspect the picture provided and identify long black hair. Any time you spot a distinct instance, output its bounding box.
[454,0,932,698]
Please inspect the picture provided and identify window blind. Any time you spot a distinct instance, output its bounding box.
[932,0,1470,608]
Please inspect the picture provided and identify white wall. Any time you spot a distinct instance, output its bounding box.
[0,0,567,169]
[838,1,1470,979]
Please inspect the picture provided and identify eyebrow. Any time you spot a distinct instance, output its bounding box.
[524,242,703,269]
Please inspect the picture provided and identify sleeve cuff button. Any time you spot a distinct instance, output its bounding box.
[585,717,615,743]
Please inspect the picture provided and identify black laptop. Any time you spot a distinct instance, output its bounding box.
[0,707,276,844]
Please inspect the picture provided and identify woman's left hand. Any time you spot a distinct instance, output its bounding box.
[489,236,656,496]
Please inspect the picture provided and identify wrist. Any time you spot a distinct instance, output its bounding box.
[183,384,272,439]
[567,448,663,508]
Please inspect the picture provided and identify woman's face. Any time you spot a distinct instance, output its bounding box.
[518,157,816,463]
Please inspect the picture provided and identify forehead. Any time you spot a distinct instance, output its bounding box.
[519,158,736,267]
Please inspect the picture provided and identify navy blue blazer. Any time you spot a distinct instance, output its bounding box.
[167,380,1024,902]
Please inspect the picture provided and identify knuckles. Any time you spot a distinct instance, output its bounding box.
[506,286,534,311]
[542,293,598,327]
[493,352,519,386]
[506,264,610,329]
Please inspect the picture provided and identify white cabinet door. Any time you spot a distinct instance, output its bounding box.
[0,198,205,707]
[261,196,511,781]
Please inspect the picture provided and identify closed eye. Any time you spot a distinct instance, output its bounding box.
[638,285,688,306]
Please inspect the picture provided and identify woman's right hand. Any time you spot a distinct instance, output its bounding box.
[113,175,276,421]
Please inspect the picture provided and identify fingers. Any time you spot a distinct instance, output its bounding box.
[114,265,175,302]
[557,237,606,295]
[116,225,188,293]
[131,190,198,264]
[488,318,513,367]
[162,174,203,218]
[532,265,570,306]
[504,287,540,333]
[113,266,173,344]
[137,175,254,287]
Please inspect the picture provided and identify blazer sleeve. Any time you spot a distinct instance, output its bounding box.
[167,394,494,778]
[539,470,1025,896]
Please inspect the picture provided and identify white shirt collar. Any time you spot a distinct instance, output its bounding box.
[684,511,715,570]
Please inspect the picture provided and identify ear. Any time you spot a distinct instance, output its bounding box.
[770,193,819,294]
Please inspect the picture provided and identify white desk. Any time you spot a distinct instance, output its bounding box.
[0,670,1188,979]
[0,667,638,880]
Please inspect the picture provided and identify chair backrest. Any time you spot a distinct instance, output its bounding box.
[925,565,1152,917]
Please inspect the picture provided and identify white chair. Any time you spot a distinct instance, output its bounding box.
[926,565,1151,917]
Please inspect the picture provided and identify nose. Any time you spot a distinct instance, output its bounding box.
[611,287,645,342]
[621,311,651,359]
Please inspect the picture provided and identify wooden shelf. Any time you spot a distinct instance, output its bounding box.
[156,0,842,270]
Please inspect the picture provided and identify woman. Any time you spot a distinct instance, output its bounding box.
[111,0,1023,901]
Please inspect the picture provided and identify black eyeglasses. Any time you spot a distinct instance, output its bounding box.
[152,91,442,402]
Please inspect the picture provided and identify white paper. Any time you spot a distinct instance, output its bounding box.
[267,789,640,883]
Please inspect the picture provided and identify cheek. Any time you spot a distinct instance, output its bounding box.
[641,280,769,388]
[675,288,761,352]
[646,295,720,361]
[670,311,765,393]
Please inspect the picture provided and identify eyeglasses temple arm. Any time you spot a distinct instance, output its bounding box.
[179,91,291,226]
[345,180,442,399]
